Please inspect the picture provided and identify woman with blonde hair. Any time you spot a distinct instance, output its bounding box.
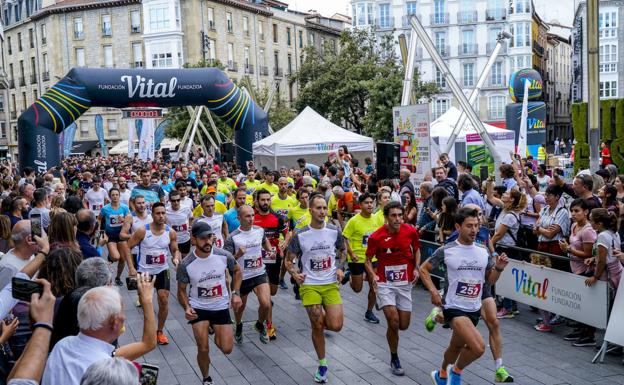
[48,211,79,251]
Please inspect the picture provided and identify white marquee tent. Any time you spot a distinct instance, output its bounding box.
[430,106,515,164]
[252,106,374,169]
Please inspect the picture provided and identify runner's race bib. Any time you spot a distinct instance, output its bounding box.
[198,283,223,300]
[455,280,481,299]
[310,255,332,272]
[214,237,223,248]
[243,254,263,270]
[92,204,103,211]
[146,253,166,265]
[362,234,370,247]
[109,215,123,227]
[172,223,188,232]
[261,247,277,264]
[385,264,408,285]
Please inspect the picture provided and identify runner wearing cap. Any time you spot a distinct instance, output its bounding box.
[177,221,243,385]
[224,205,274,344]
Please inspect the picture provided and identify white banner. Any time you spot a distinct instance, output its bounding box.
[138,119,155,161]
[127,120,135,157]
[517,79,530,156]
[604,274,624,346]
[497,259,609,329]
[392,104,430,187]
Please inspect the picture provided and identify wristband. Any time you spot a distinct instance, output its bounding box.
[491,252,499,257]
[232,290,240,297]
[38,251,48,258]
[32,322,53,332]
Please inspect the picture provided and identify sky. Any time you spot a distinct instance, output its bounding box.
[290,0,576,26]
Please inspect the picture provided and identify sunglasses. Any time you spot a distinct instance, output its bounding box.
[170,199,180,203]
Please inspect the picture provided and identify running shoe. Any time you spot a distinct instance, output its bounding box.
[390,358,405,376]
[563,330,584,341]
[340,269,351,285]
[447,365,461,385]
[550,315,565,326]
[534,323,552,332]
[279,279,288,290]
[496,308,515,319]
[364,310,380,324]
[234,323,243,344]
[430,370,447,385]
[202,376,214,385]
[572,336,596,347]
[425,307,441,332]
[267,324,277,341]
[314,366,328,383]
[156,330,169,345]
[254,321,268,344]
[114,277,123,286]
[495,366,514,382]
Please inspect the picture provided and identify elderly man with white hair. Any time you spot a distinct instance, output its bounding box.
[42,273,156,385]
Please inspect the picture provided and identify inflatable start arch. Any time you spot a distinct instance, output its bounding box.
[17,67,269,171]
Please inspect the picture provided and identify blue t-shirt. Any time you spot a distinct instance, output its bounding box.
[100,204,130,234]
[160,181,174,193]
[216,192,227,205]
[224,207,240,232]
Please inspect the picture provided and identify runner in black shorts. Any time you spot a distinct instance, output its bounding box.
[177,221,243,385]
[99,188,132,286]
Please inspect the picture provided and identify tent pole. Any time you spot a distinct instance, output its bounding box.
[273,143,277,170]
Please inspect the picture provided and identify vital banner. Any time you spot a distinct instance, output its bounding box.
[392,104,431,186]
[506,102,546,158]
[17,68,269,171]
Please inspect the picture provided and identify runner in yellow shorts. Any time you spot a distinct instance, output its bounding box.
[286,193,346,384]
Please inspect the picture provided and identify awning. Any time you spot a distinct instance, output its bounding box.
[70,140,99,154]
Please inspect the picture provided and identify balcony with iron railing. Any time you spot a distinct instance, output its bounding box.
[457,10,478,24]
[488,109,505,120]
[131,61,144,68]
[486,75,507,88]
[486,42,507,54]
[227,61,237,72]
[42,71,49,81]
[30,74,36,84]
[274,67,283,77]
[430,13,450,26]
[260,66,269,76]
[533,40,545,56]
[485,8,506,21]
[244,64,254,74]
[208,20,215,30]
[458,43,478,56]
[131,25,141,33]
[375,17,394,30]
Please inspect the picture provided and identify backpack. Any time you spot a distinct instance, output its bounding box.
[505,212,528,249]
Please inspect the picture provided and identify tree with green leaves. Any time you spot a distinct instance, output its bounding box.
[165,60,295,144]
[290,28,438,141]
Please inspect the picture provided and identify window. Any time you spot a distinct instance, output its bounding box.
[0,96,3,112]
[487,0,504,19]
[435,31,446,55]
[488,27,501,46]
[0,123,5,139]
[287,27,291,46]
[227,43,234,64]
[226,12,233,33]
[244,46,250,67]
[131,10,141,33]
[7,37,11,55]
[367,3,373,24]
[243,16,249,35]
[132,42,143,67]
[259,48,265,71]
[208,39,216,61]
[463,63,474,86]
[600,81,618,98]
[273,23,278,43]
[433,99,450,119]
[379,3,390,28]
[259,21,264,39]
[599,44,618,72]
[274,51,279,71]
[491,61,503,85]
[406,1,417,15]
[75,48,85,66]
[103,45,113,68]
[434,0,446,23]
[436,67,446,88]
[488,96,506,119]
[287,54,292,74]
[17,32,22,51]
[80,120,89,138]
[22,92,27,111]
[41,24,47,44]
[151,42,173,67]
[175,3,180,28]
[208,8,215,29]
[108,119,117,136]
[102,14,112,36]
[309,32,315,46]
[74,18,83,39]
[462,29,475,54]
[512,22,530,47]
[30,57,36,83]
[299,30,303,48]
[599,11,618,38]
[149,6,169,31]
[11,94,16,114]
[28,28,34,48]
[513,0,530,13]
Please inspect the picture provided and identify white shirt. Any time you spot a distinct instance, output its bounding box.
[84,188,108,216]
[0,249,33,271]
[197,214,225,248]
[119,189,131,207]
[136,224,171,275]
[166,205,193,243]
[42,333,115,385]
[224,226,266,280]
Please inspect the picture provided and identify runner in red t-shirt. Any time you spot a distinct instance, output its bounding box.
[253,189,290,341]
[365,201,420,377]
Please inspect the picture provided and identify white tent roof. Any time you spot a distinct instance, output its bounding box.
[109,138,180,155]
[253,106,374,156]
[430,106,509,138]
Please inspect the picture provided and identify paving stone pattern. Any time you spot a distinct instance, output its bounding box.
[118,269,624,385]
